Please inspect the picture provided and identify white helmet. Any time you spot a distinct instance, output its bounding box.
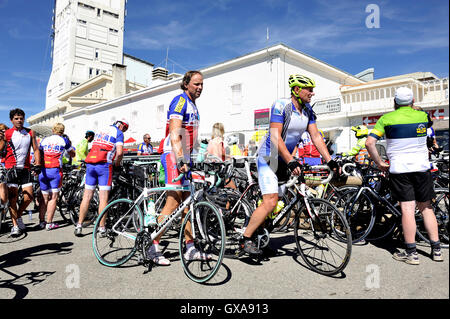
[226,135,239,146]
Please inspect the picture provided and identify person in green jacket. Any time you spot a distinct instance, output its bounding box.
[73,130,95,166]
[342,125,369,165]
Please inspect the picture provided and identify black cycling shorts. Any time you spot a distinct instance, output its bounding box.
[6,168,33,188]
[389,170,435,202]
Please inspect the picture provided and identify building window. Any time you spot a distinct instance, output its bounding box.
[156,105,164,129]
[89,67,94,78]
[103,10,119,19]
[231,83,242,114]
[97,8,101,17]
[95,48,99,60]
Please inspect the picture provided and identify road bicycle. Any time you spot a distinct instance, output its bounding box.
[222,163,352,276]
[91,162,226,283]
[339,166,448,246]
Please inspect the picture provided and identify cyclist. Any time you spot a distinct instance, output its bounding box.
[37,123,75,230]
[0,123,9,210]
[366,87,443,264]
[74,119,128,236]
[295,130,326,165]
[341,125,370,165]
[239,75,339,255]
[0,108,41,236]
[72,130,95,166]
[151,70,210,266]
[137,134,153,155]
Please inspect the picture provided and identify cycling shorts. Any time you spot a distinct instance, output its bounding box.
[389,170,435,202]
[257,156,287,196]
[6,168,32,188]
[0,164,7,184]
[85,163,113,191]
[39,167,63,194]
[161,152,189,187]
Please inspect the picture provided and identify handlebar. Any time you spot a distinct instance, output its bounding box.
[286,164,333,188]
[342,162,357,177]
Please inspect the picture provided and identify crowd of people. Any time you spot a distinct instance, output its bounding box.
[0,71,445,266]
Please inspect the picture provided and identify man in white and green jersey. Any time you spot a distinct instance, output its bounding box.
[366,87,443,265]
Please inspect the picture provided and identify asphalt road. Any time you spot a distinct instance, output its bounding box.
[0,211,448,306]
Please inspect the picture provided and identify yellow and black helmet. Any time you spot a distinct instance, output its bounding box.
[351,125,369,138]
[289,74,316,90]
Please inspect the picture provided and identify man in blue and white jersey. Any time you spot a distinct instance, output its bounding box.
[137,134,153,155]
[240,74,338,255]
[74,119,128,237]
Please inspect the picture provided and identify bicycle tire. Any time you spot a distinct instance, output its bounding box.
[209,189,252,259]
[415,190,449,247]
[69,188,99,226]
[294,198,352,276]
[0,205,7,234]
[337,188,376,243]
[92,198,143,267]
[179,201,226,283]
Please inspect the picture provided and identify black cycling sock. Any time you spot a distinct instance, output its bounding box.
[430,240,441,251]
[405,242,416,254]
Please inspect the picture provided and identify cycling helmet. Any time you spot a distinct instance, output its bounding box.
[351,125,369,138]
[288,74,316,104]
[226,135,239,146]
[115,119,129,131]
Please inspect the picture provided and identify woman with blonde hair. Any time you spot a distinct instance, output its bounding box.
[37,123,75,230]
[207,122,226,161]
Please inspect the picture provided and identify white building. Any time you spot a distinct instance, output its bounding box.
[45,0,126,109]
[61,43,449,152]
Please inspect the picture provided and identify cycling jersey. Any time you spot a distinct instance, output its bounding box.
[3,127,34,169]
[257,99,316,195]
[85,125,124,164]
[163,92,200,155]
[258,99,316,159]
[369,107,432,174]
[137,142,153,155]
[39,134,74,168]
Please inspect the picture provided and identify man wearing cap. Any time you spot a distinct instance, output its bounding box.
[72,130,95,166]
[366,87,443,265]
[74,120,128,236]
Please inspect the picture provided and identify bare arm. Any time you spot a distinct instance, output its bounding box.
[365,136,389,171]
[115,144,124,167]
[31,131,41,166]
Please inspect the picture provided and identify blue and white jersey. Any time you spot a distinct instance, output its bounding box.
[163,92,200,154]
[258,99,316,160]
[85,125,124,164]
[39,134,74,168]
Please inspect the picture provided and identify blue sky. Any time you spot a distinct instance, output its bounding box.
[0,0,448,126]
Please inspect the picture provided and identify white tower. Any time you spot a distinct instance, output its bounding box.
[45,0,126,109]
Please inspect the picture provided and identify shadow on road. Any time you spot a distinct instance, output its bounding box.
[0,242,73,299]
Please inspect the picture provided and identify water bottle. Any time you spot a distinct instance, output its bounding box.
[145,199,157,227]
[196,139,209,162]
[316,184,325,198]
[28,210,33,221]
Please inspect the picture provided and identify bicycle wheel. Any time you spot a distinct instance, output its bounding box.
[0,204,8,234]
[92,198,143,267]
[294,198,352,276]
[179,201,226,283]
[211,189,252,259]
[337,188,376,243]
[69,188,99,226]
[416,190,449,247]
